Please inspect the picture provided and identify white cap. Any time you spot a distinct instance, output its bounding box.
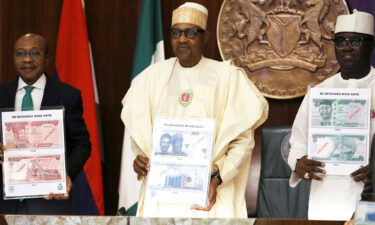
[180,2,208,15]
[335,10,374,36]
[172,2,208,30]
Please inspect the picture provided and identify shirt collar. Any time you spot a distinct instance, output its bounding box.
[176,56,205,70]
[17,73,47,91]
[338,66,375,83]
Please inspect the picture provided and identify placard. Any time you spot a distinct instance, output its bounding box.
[146,118,215,207]
[1,109,66,199]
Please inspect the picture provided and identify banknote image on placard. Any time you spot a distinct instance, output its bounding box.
[154,132,210,159]
[4,120,62,149]
[148,163,206,192]
[7,154,64,184]
[310,134,366,163]
[147,163,209,206]
[311,99,368,129]
[355,201,375,225]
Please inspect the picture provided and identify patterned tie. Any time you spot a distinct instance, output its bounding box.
[21,86,35,111]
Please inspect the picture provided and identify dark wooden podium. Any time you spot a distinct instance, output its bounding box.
[0,216,7,225]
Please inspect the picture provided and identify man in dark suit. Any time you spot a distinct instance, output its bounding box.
[0,33,91,214]
[362,144,375,202]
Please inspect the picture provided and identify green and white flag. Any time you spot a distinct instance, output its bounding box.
[118,0,164,215]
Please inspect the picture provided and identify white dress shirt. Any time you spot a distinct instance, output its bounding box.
[288,67,375,220]
[15,74,46,111]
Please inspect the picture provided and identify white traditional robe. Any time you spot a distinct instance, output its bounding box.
[121,57,268,218]
[288,67,375,220]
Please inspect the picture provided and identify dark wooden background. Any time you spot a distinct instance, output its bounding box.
[1,0,360,215]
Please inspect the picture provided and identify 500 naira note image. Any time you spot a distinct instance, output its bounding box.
[310,134,367,163]
[311,99,368,129]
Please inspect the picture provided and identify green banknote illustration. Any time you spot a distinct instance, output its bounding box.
[311,99,368,129]
[310,134,366,163]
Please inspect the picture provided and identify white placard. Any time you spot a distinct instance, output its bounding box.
[1,109,67,199]
[308,88,371,175]
[145,118,215,207]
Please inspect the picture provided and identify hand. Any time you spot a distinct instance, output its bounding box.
[44,176,72,200]
[191,177,221,211]
[133,155,150,177]
[0,142,5,165]
[344,219,354,225]
[351,165,369,182]
[295,155,326,181]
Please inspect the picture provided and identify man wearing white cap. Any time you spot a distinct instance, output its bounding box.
[121,2,268,218]
[288,10,375,220]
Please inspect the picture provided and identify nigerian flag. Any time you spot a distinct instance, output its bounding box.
[118,0,164,216]
[131,0,164,78]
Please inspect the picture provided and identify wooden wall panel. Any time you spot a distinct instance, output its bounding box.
[0,0,301,215]
[84,0,143,214]
[0,0,62,82]
[0,0,2,77]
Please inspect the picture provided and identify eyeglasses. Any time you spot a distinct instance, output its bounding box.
[14,50,42,59]
[333,37,373,49]
[170,28,205,39]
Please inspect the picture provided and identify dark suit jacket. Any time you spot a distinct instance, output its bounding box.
[0,76,91,214]
[362,136,375,201]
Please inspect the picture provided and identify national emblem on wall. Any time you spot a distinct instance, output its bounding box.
[217,0,349,99]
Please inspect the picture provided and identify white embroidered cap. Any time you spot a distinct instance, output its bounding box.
[335,10,374,36]
[172,2,208,30]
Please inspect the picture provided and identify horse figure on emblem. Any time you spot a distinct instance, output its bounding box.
[237,0,269,50]
[300,0,332,58]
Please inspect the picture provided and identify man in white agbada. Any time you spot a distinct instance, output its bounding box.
[121,2,268,218]
[288,10,375,220]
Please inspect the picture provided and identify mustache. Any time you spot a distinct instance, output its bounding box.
[176,43,190,48]
[20,65,36,69]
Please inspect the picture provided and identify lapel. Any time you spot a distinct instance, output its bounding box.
[3,78,19,108]
[41,76,61,108]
